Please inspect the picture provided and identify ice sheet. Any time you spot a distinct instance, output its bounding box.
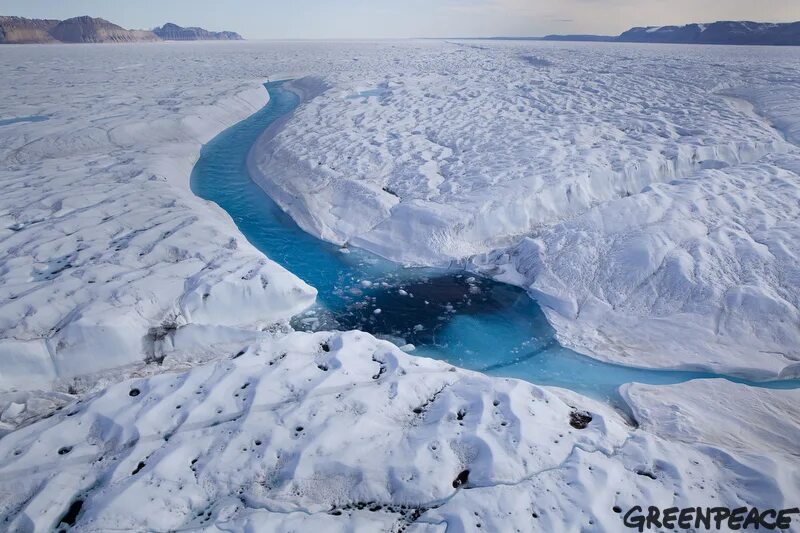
[1,332,795,531]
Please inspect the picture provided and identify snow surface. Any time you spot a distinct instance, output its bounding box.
[1,332,796,531]
[623,379,800,459]
[253,43,793,267]
[1,41,799,531]
[478,152,800,377]
[0,44,318,390]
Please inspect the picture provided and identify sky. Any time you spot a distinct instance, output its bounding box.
[1,0,798,39]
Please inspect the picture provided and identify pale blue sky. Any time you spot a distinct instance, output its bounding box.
[1,0,798,39]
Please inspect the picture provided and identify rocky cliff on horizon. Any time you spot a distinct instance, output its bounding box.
[49,16,160,43]
[153,22,243,41]
[0,16,243,44]
[0,16,60,43]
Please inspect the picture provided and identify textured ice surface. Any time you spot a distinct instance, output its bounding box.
[0,115,49,127]
[481,153,800,376]
[253,43,794,266]
[0,44,318,390]
[248,41,800,376]
[1,332,796,531]
[1,41,799,531]
[623,379,800,458]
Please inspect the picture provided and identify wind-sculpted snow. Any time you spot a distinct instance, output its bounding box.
[0,44,319,391]
[253,42,794,266]
[481,153,800,377]
[622,380,800,459]
[724,83,800,146]
[1,332,796,532]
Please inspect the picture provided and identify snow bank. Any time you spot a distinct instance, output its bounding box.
[1,331,796,531]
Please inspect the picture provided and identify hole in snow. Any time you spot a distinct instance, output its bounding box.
[58,498,84,528]
[636,469,657,480]
[452,469,470,488]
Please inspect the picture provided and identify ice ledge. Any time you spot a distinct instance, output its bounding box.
[0,78,316,391]
[477,152,800,378]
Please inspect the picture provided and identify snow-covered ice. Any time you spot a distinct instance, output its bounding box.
[480,152,800,377]
[1,332,796,531]
[622,379,800,459]
[253,43,794,267]
[250,41,800,376]
[1,40,799,531]
[0,44,318,391]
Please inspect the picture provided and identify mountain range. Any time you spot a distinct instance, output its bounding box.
[542,20,800,46]
[0,16,243,44]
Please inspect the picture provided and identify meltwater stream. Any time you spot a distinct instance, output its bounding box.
[191,81,800,412]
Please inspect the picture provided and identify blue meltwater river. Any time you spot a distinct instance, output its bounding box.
[191,81,800,413]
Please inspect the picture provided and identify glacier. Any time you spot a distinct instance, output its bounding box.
[1,40,799,531]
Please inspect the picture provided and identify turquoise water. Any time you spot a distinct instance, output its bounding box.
[190,81,800,412]
[0,115,49,127]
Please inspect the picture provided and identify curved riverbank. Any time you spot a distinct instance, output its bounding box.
[191,80,800,414]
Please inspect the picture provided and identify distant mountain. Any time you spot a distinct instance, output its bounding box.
[49,16,159,43]
[153,22,243,41]
[542,20,800,46]
[0,16,60,43]
[618,21,800,45]
[0,16,243,44]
